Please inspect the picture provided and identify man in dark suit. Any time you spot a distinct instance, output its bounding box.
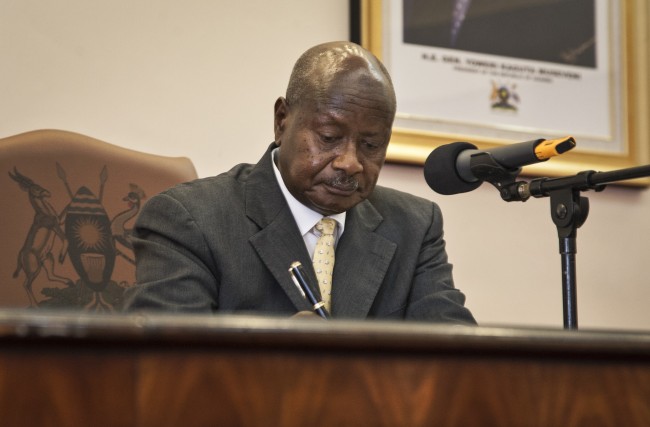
[123,41,475,324]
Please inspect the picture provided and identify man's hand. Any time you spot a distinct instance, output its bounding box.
[291,311,323,319]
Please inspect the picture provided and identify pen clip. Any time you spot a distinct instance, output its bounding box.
[289,272,306,299]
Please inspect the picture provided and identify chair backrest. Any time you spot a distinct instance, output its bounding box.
[0,129,198,312]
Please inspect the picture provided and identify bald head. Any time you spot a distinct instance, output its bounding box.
[285,41,396,119]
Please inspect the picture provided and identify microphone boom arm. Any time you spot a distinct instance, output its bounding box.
[477,160,650,329]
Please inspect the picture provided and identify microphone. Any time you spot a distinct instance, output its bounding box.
[424,136,576,195]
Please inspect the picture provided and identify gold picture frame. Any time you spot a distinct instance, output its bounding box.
[361,0,649,184]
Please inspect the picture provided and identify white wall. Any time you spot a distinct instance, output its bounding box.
[2,0,649,331]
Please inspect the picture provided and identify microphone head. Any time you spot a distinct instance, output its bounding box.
[424,142,483,195]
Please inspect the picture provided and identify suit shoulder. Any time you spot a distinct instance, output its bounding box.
[368,185,443,226]
[152,162,254,207]
[163,163,253,193]
[370,185,438,210]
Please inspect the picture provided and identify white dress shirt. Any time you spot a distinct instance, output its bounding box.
[271,148,345,258]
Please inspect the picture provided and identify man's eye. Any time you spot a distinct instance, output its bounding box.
[362,140,383,150]
[320,134,340,143]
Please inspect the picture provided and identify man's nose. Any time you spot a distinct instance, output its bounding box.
[332,141,363,175]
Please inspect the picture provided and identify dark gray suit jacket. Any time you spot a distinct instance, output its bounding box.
[123,144,475,324]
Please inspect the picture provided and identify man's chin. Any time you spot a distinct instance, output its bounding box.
[310,195,364,215]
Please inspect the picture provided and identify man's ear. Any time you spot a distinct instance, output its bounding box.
[274,97,289,145]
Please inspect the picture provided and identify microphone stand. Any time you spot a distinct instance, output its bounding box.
[470,152,650,329]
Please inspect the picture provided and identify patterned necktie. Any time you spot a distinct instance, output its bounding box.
[312,218,336,312]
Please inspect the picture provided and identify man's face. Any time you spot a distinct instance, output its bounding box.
[274,74,394,216]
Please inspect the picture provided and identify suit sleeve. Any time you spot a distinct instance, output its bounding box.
[405,202,477,325]
[122,192,219,312]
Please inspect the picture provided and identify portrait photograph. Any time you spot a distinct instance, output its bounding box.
[403,0,596,68]
[361,0,649,178]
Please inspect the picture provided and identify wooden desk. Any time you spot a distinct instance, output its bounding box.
[1,310,649,427]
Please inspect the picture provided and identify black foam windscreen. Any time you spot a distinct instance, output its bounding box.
[423,142,483,195]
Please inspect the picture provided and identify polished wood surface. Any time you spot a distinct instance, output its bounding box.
[1,310,649,427]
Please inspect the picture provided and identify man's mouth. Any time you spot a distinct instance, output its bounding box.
[325,175,359,193]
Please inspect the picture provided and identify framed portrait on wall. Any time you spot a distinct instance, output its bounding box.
[356,0,649,182]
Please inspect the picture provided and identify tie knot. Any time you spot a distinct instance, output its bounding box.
[315,218,336,236]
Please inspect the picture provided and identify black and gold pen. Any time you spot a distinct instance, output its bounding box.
[288,261,330,319]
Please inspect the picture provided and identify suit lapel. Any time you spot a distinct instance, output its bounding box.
[249,214,315,312]
[332,200,396,318]
[245,145,314,312]
[243,144,397,317]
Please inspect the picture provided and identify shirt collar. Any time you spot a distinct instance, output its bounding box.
[271,148,346,237]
